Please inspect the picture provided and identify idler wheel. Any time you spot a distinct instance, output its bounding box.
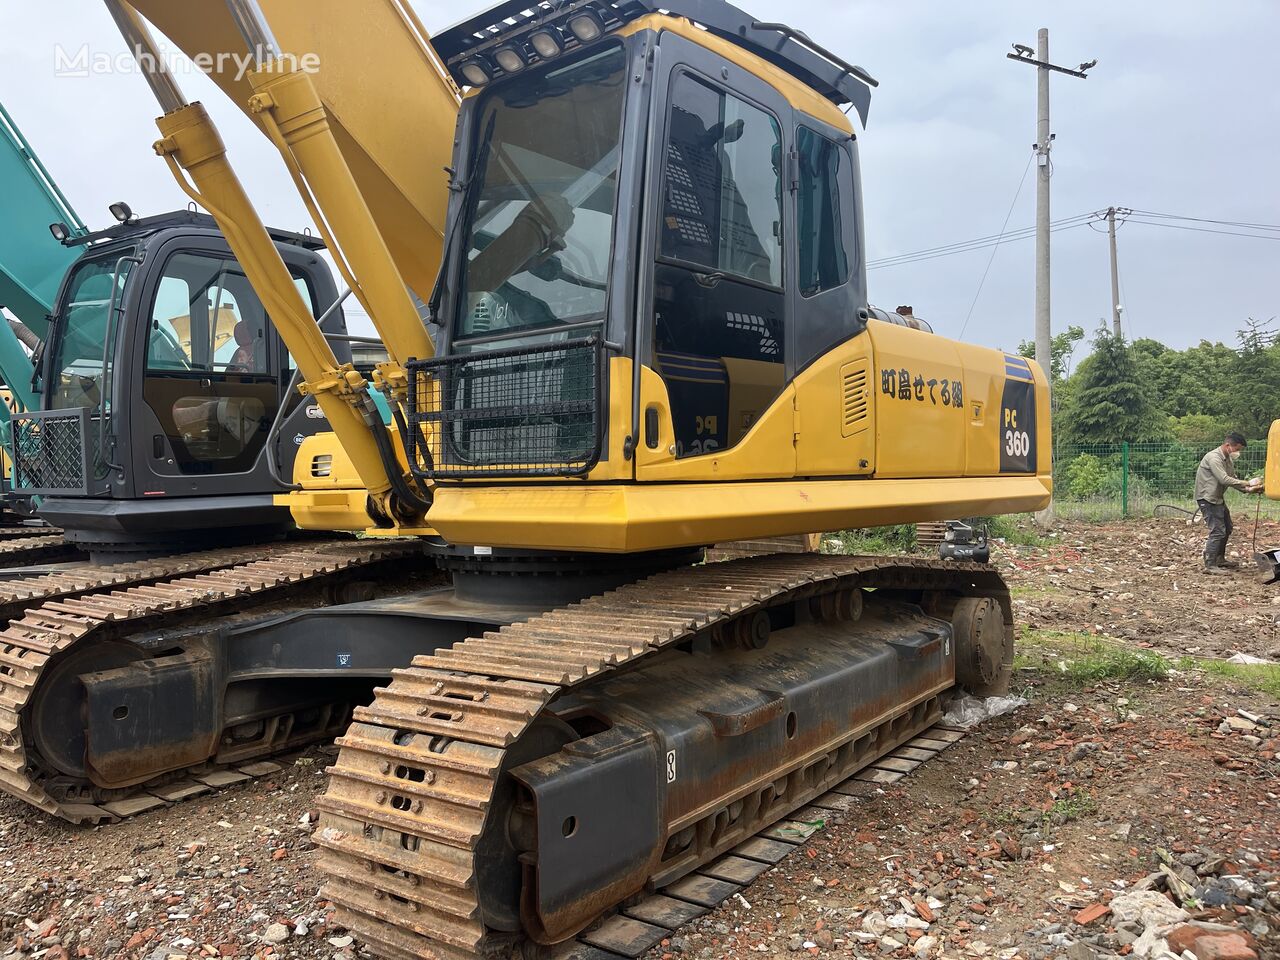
[30,641,145,779]
[951,596,1011,695]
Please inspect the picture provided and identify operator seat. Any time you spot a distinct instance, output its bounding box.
[226,320,260,373]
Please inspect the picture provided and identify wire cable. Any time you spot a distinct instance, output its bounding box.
[868,212,1093,265]
[1117,262,1134,339]
[1123,218,1280,242]
[868,217,1093,270]
[958,153,1033,339]
[1128,209,1280,232]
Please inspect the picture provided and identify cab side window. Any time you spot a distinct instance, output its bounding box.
[143,252,280,475]
[796,127,850,296]
[654,72,787,458]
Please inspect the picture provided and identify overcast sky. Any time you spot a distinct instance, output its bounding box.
[2,1,1277,360]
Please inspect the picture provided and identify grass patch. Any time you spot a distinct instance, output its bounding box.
[824,524,917,555]
[1017,628,1170,685]
[1179,656,1280,697]
[978,514,1046,547]
[1063,647,1170,685]
[1010,583,1064,600]
[1042,789,1098,830]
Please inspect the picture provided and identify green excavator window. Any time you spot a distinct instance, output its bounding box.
[48,252,135,413]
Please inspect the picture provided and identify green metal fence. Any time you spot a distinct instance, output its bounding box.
[1052,439,1277,521]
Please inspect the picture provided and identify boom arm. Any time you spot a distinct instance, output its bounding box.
[104,0,458,523]
[126,0,460,366]
[108,0,463,526]
[0,102,86,338]
[0,102,89,414]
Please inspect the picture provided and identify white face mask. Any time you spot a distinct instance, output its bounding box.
[1229,450,1242,463]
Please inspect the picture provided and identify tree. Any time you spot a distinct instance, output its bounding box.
[1131,338,1236,420]
[1168,413,1233,445]
[1018,324,1084,383]
[1221,318,1280,438]
[1056,329,1168,444]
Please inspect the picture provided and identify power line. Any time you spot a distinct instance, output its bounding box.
[1128,209,1280,232]
[867,217,1092,270]
[958,154,1033,338]
[1123,217,1280,242]
[869,211,1093,265]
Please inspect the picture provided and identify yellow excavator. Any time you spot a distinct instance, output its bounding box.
[20,0,1051,955]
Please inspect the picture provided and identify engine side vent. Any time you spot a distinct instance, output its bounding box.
[840,363,870,437]
[310,454,334,478]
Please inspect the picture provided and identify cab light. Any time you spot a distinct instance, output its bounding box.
[493,45,527,74]
[567,10,605,43]
[529,27,563,60]
[460,58,492,86]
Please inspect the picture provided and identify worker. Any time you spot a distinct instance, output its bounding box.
[1195,432,1262,574]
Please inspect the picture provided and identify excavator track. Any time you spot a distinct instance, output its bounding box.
[0,526,62,540]
[0,543,287,622]
[0,532,78,567]
[315,553,1011,960]
[0,538,425,824]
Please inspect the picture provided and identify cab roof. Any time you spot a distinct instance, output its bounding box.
[435,0,876,124]
[61,210,325,253]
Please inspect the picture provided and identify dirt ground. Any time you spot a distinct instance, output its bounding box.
[1000,515,1280,662]
[0,519,1276,960]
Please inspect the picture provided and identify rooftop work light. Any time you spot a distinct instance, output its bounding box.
[493,44,527,74]
[529,27,563,60]
[460,58,492,86]
[567,9,604,43]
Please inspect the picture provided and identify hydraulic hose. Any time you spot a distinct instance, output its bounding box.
[361,392,430,519]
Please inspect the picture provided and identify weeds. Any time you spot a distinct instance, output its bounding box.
[1182,657,1280,697]
[1017,629,1170,685]
[1042,789,1097,831]
[824,524,917,555]
[977,514,1046,548]
[1063,647,1170,685]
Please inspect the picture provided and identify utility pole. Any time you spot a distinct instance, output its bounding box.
[1104,206,1133,338]
[1107,207,1121,336]
[1008,33,1095,527]
[1007,33,1096,390]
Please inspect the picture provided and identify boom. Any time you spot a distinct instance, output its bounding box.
[109,0,464,524]
[0,101,87,414]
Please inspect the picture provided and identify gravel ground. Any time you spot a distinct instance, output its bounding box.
[0,520,1276,960]
[999,516,1280,661]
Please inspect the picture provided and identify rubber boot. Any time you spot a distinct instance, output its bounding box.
[1203,553,1230,575]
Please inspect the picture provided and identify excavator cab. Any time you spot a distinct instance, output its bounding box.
[13,210,348,556]
[398,0,1050,557]
[417,3,869,485]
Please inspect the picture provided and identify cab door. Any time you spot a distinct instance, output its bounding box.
[124,238,332,497]
[635,33,796,482]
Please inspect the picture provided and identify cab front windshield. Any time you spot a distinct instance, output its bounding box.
[456,44,627,341]
[48,252,136,412]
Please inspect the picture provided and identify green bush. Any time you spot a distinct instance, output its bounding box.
[1062,453,1112,499]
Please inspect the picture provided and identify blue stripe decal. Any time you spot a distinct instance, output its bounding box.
[1005,354,1034,380]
